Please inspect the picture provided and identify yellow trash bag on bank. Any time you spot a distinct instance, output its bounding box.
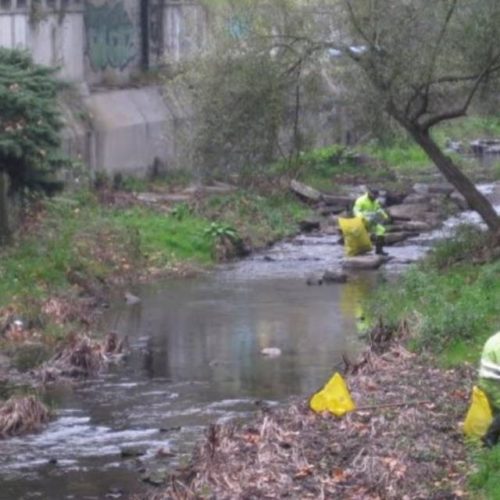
[463,386,493,439]
[310,372,356,417]
[338,217,372,257]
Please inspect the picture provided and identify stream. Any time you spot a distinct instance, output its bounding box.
[1,183,499,500]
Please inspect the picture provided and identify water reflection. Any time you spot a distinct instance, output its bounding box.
[112,276,368,398]
[1,252,376,498]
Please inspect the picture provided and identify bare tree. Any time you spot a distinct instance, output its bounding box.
[184,1,500,231]
[319,0,500,231]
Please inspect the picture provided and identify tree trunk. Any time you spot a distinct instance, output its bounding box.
[407,128,500,233]
[0,171,11,245]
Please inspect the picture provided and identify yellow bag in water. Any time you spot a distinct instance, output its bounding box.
[338,217,372,257]
[310,372,356,417]
[463,386,493,438]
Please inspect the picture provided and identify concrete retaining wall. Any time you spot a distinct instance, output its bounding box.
[0,1,85,82]
[0,0,209,85]
[85,86,187,175]
[0,1,349,177]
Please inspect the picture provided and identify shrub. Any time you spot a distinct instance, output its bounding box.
[0,48,65,193]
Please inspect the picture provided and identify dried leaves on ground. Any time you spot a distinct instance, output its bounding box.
[152,343,474,500]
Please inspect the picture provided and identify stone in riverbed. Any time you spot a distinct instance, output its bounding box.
[120,445,148,458]
[141,466,168,486]
[388,221,432,233]
[299,217,322,232]
[322,270,348,283]
[342,255,389,270]
[387,203,431,221]
[306,274,323,286]
[384,232,414,245]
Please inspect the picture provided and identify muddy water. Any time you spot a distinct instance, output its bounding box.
[2,182,499,500]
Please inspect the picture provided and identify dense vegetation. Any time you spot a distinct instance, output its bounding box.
[0,48,64,192]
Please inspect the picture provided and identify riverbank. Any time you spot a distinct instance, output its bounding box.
[1,129,499,495]
[147,335,474,499]
[369,226,500,498]
[0,183,310,410]
[142,199,500,499]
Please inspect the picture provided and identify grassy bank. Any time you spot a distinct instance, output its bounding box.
[367,225,500,361]
[0,186,309,371]
[267,115,500,195]
[366,225,500,497]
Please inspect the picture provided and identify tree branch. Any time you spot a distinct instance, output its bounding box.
[420,54,500,130]
[343,0,377,51]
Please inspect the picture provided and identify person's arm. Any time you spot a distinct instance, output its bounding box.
[353,198,363,217]
[375,200,389,220]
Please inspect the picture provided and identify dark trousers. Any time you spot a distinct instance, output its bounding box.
[484,414,500,447]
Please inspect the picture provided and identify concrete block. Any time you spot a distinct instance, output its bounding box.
[342,255,387,270]
[84,87,172,175]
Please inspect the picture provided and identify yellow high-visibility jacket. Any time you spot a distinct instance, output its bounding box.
[353,193,388,236]
[480,331,500,380]
[479,331,500,412]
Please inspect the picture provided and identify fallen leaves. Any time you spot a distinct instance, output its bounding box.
[294,465,314,479]
[152,344,474,500]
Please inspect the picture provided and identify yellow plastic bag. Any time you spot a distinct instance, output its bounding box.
[310,372,356,417]
[338,217,372,257]
[463,386,493,438]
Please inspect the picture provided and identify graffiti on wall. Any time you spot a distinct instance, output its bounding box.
[84,1,136,71]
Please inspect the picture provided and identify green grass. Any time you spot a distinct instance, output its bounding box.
[435,115,500,143]
[201,191,310,246]
[363,140,430,172]
[440,339,481,368]
[368,227,500,356]
[0,187,308,326]
[0,194,215,323]
[110,206,213,265]
[469,446,500,500]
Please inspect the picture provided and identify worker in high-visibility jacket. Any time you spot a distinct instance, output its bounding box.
[479,331,500,447]
[353,188,389,256]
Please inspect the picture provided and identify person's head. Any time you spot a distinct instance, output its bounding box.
[367,187,379,201]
